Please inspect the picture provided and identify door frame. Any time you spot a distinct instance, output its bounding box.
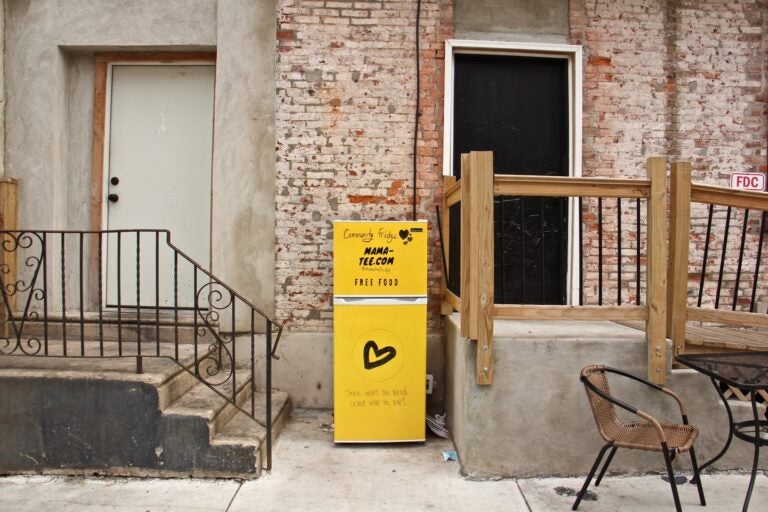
[90,52,216,234]
[89,52,216,308]
[442,40,583,303]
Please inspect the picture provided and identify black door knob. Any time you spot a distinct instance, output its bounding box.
[110,176,120,186]
[108,193,119,203]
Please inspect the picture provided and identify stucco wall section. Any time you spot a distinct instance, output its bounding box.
[4,0,277,311]
[211,0,277,316]
[4,0,216,230]
[275,0,453,331]
[454,0,568,43]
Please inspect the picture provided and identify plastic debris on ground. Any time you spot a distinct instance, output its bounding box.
[442,449,458,462]
[426,413,449,439]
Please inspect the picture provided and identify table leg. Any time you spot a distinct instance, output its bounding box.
[692,376,735,483]
[741,390,761,512]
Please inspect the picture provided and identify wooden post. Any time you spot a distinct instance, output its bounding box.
[0,177,18,232]
[460,153,474,338]
[441,176,456,315]
[646,157,668,385]
[470,151,494,386]
[666,162,691,357]
[0,177,19,328]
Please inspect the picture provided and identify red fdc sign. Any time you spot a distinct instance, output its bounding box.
[729,173,766,191]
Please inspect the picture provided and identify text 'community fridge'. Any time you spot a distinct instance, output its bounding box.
[333,221,427,442]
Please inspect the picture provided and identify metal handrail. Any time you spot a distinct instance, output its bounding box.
[0,229,282,470]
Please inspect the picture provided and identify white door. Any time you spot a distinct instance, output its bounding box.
[105,64,214,308]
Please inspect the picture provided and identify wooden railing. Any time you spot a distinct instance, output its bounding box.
[667,163,768,355]
[442,152,670,385]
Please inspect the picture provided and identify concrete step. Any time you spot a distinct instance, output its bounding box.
[164,358,290,433]
[211,392,292,473]
[14,313,217,345]
[0,338,197,364]
[158,379,291,478]
[0,346,289,479]
[155,357,199,410]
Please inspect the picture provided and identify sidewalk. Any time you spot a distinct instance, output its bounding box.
[1,408,765,511]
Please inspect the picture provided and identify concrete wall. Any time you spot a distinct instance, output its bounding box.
[211,0,276,317]
[2,0,276,313]
[454,0,569,43]
[446,315,764,478]
[0,371,263,477]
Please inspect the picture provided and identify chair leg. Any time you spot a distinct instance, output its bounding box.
[662,443,683,512]
[595,446,617,486]
[689,447,706,506]
[573,443,613,511]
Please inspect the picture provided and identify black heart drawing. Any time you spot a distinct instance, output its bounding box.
[398,229,409,240]
[363,340,397,370]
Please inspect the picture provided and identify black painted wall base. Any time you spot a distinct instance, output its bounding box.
[0,375,263,478]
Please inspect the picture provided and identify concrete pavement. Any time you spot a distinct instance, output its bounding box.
[1,408,765,511]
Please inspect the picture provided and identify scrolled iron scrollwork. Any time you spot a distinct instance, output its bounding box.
[0,231,46,356]
[194,281,236,387]
[1,231,38,253]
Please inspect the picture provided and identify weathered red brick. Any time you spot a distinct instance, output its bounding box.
[588,56,612,66]
[348,195,377,204]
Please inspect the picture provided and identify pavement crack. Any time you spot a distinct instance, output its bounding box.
[517,480,534,512]
[225,480,244,512]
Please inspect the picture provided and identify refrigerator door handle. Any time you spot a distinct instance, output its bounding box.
[334,296,427,306]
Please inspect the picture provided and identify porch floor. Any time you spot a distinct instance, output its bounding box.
[618,320,768,352]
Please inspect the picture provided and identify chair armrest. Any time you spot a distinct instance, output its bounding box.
[657,387,689,423]
[604,367,689,423]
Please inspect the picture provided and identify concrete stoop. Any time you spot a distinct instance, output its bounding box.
[0,351,291,479]
[445,314,765,479]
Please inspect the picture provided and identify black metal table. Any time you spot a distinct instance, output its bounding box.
[675,351,768,512]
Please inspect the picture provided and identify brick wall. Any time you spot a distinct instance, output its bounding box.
[672,1,767,309]
[571,0,670,180]
[273,0,766,326]
[571,0,768,308]
[275,0,452,331]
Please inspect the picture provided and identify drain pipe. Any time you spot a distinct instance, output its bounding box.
[412,0,421,221]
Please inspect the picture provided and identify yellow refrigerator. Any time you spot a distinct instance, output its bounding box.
[333,220,428,442]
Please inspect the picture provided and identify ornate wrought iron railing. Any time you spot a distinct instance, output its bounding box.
[0,229,282,470]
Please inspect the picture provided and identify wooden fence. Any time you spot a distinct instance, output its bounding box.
[442,150,768,387]
[667,163,768,355]
[442,152,670,385]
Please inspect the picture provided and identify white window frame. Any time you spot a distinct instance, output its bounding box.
[442,39,584,304]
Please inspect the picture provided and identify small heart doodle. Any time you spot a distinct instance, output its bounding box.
[363,340,397,370]
[398,229,410,240]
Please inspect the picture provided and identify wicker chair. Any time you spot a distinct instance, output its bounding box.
[573,365,706,512]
